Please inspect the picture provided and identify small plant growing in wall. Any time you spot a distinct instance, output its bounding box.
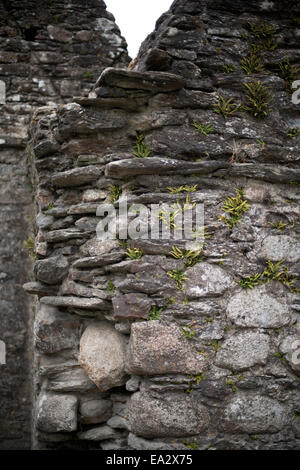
[223,63,235,74]
[185,373,206,394]
[214,95,240,118]
[108,185,122,203]
[126,247,143,260]
[287,128,300,138]
[147,305,163,321]
[238,260,298,292]
[242,80,272,119]
[192,121,214,136]
[219,188,249,228]
[167,269,188,290]
[167,184,198,194]
[247,21,275,39]
[180,324,196,339]
[279,58,300,93]
[106,281,115,293]
[240,53,264,74]
[169,246,203,267]
[183,438,199,450]
[132,131,151,158]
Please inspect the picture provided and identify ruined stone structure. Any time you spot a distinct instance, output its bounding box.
[0,0,129,449]
[1,0,300,450]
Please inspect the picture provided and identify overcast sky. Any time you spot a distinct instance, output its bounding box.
[105,0,173,58]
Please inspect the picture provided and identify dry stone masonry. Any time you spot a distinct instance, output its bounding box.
[2,0,300,450]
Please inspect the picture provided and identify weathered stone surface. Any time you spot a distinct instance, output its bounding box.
[184,262,235,298]
[112,293,152,320]
[227,285,290,328]
[127,391,209,438]
[280,335,300,375]
[223,394,289,434]
[40,295,109,311]
[79,399,113,424]
[36,393,78,433]
[77,425,119,441]
[98,68,186,92]
[259,236,300,263]
[33,139,59,158]
[52,166,102,188]
[105,157,228,178]
[79,321,127,391]
[126,375,141,392]
[46,366,96,393]
[34,255,69,285]
[215,331,270,371]
[128,433,179,450]
[107,416,130,430]
[73,252,124,268]
[23,282,58,297]
[126,321,207,375]
[35,304,79,354]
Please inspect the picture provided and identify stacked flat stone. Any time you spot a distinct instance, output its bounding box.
[24,0,300,450]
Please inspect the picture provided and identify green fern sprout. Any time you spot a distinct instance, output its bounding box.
[180,324,196,339]
[223,63,236,73]
[219,188,249,228]
[239,272,265,289]
[132,131,151,158]
[248,21,275,39]
[192,121,214,136]
[239,260,297,291]
[279,58,300,93]
[183,439,199,450]
[270,220,287,231]
[106,281,115,293]
[240,53,264,74]
[214,95,240,118]
[242,80,272,119]
[287,128,300,138]
[147,306,163,321]
[169,246,203,267]
[167,269,188,290]
[108,185,122,203]
[167,184,198,194]
[126,247,143,260]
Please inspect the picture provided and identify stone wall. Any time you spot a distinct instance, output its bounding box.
[25,0,300,450]
[0,0,129,449]
[2,0,300,450]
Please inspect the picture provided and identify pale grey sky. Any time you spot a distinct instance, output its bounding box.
[105,0,173,58]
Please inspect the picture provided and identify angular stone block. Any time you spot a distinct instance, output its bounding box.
[215,331,270,371]
[79,321,127,391]
[224,394,289,433]
[35,304,79,354]
[79,399,113,424]
[36,393,78,433]
[127,391,209,438]
[126,321,207,375]
[259,235,300,262]
[227,285,290,328]
[184,262,235,298]
[112,293,152,320]
[34,255,69,285]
